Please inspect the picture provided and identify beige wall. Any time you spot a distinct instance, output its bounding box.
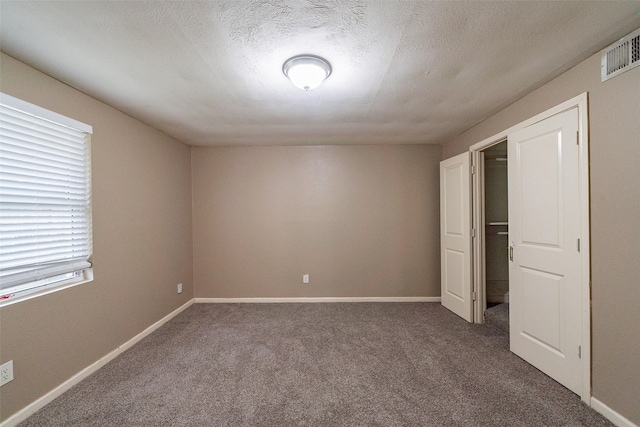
[0,54,194,422]
[443,53,640,423]
[192,145,441,299]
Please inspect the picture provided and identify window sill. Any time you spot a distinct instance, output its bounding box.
[0,269,94,308]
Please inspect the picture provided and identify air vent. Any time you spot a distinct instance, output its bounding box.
[601,28,640,82]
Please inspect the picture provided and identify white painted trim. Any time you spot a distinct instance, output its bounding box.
[591,397,638,427]
[195,297,441,304]
[0,92,92,133]
[472,149,487,324]
[467,92,591,404]
[0,300,194,427]
[576,93,592,405]
[469,93,588,152]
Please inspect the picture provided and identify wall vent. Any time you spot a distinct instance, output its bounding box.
[601,28,640,82]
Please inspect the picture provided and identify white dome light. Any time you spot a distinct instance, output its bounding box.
[283,55,332,91]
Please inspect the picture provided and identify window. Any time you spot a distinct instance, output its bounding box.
[0,93,93,305]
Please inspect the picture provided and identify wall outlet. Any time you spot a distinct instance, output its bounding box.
[0,360,14,386]
[303,274,309,284]
[177,283,183,294]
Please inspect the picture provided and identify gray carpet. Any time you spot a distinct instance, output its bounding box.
[484,303,509,335]
[20,303,612,426]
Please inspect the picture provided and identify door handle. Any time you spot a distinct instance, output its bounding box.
[509,246,514,261]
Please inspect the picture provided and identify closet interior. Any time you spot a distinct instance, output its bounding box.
[482,141,509,315]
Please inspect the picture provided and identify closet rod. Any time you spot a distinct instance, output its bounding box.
[486,222,508,226]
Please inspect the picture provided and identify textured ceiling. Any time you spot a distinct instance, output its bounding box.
[1,1,639,146]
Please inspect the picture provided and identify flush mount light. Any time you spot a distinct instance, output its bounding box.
[283,55,332,91]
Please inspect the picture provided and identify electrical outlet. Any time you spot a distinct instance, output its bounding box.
[0,360,14,386]
[177,283,183,294]
[303,274,309,284]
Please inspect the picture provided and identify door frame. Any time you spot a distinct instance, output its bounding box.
[468,93,591,403]
[471,140,508,323]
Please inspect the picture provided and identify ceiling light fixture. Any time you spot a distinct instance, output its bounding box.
[283,55,332,91]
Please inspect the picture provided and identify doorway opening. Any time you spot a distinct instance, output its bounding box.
[475,140,509,330]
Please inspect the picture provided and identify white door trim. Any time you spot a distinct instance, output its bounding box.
[471,149,487,323]
[468,93,591,404]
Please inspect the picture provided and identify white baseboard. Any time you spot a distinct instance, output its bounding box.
[591,397,638,427]
[0,299,194,427]
[487,295,510,303]
[195,296,441,303]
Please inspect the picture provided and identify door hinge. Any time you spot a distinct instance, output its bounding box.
[471,165,477,175]
[472,291,477,301]
[577,238,581,252]
[578,345,582,359]
[471,228,476,238]
[576,131,579,145]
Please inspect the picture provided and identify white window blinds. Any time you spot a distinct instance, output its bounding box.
[0,93,93,301]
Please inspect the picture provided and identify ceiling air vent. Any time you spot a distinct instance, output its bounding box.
[601,28,640,82]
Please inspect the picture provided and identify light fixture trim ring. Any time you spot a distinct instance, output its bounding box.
[283,54,332,90]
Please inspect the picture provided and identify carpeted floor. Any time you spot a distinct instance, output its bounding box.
[20,303,612,426]
[484,303,509,334]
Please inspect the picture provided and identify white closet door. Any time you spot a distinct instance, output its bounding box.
[508,107,582,394]
[440,152,473,322]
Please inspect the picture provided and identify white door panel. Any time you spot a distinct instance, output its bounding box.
[521,268,564,352]
[440,152,473,322]
[519,132,562,246]
[509,107,582,394]
[444,248,465,299]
